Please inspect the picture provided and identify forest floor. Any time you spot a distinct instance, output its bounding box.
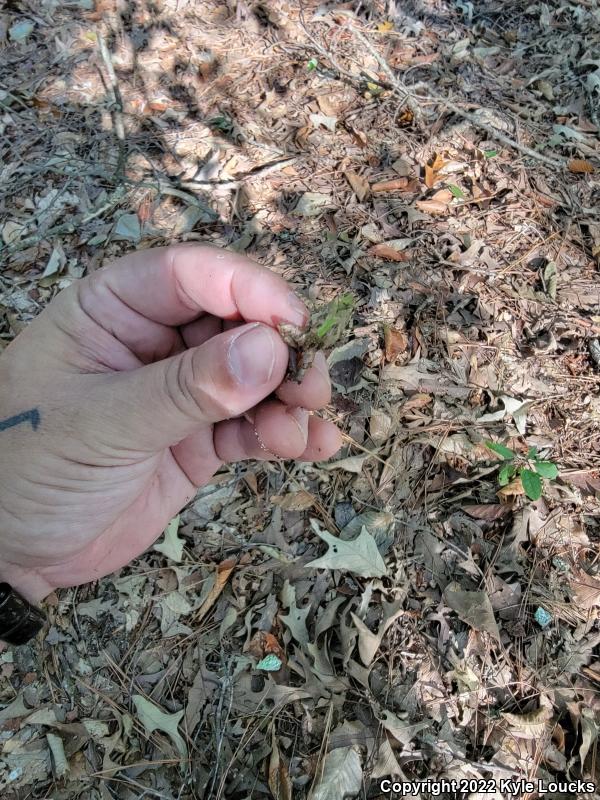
[1,0,600,798]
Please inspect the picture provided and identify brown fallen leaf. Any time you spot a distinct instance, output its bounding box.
[247,631,286,662]
[371,177,409,193]
[344,169,370,201]
[497,477,525,501]
[317,94,338,117]
[415,199,449,216]
[463,504,511,522]
[194,558,236,623]
[268,731,292,800]
[570,569,600,609]
[401,393,432,412]
[431,188,453,203]
[568,159,595,174]
[347,126,368,147]
[370,243,411,262]
[425,152,446,188]
[384,325,409,361]
[271,490,315,511]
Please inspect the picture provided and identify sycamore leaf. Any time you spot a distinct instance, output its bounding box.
[132,695,187,759]
[307,520,387,578]
[154,515,184,562]
[309,747,362,800]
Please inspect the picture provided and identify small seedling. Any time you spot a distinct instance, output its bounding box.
[485,441,558,501]
[307,57,318,71]
[278,293,355,382]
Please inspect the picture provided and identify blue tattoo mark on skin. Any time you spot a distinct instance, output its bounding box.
[0,409,41,432]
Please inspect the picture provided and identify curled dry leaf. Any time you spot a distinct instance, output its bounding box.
[371,177,409,193]
[497,477,525,501]
[383,325,409,361]
[269,731,292,800]
[501,706,553,739]
[431,188,454,203]
[463,504,511,522]
[401,393,432,412]
[415,198,449,216]
[194,558,236,623]
[370,243,412,262]
[344,170,370,201]
[425,152,446,188]
[271,490,315,511]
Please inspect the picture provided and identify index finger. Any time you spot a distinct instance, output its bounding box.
[102,244,309,328]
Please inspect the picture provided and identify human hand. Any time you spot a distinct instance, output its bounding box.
[0,245,341,602]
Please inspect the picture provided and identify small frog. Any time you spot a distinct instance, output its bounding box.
[278,293,355,382]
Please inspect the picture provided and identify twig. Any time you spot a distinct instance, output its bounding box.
[97,33,126,179]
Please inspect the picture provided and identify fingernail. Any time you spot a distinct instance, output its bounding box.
[285,292,309,327]
[287,406,309,441]
[228,324,275,386]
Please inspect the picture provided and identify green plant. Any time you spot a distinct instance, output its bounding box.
[485,442,558,500]
[278,293,355,382]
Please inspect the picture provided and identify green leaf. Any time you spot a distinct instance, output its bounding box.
[521,469,542,500]
[132,695,187,759]
[306,521,387,578]
[307,57,318,71]
[448,184,466,199]
[499,463,516,486]
[154,515,184,562]
[484,149,498,158]
[485,441,515,460]
[527,446,538,459]
[533,461,558,479]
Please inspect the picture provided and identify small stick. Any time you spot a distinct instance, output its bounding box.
[349,25,566,171]
[97,33,126,177]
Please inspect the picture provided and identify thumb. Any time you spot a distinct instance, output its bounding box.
[97,323,289,452]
